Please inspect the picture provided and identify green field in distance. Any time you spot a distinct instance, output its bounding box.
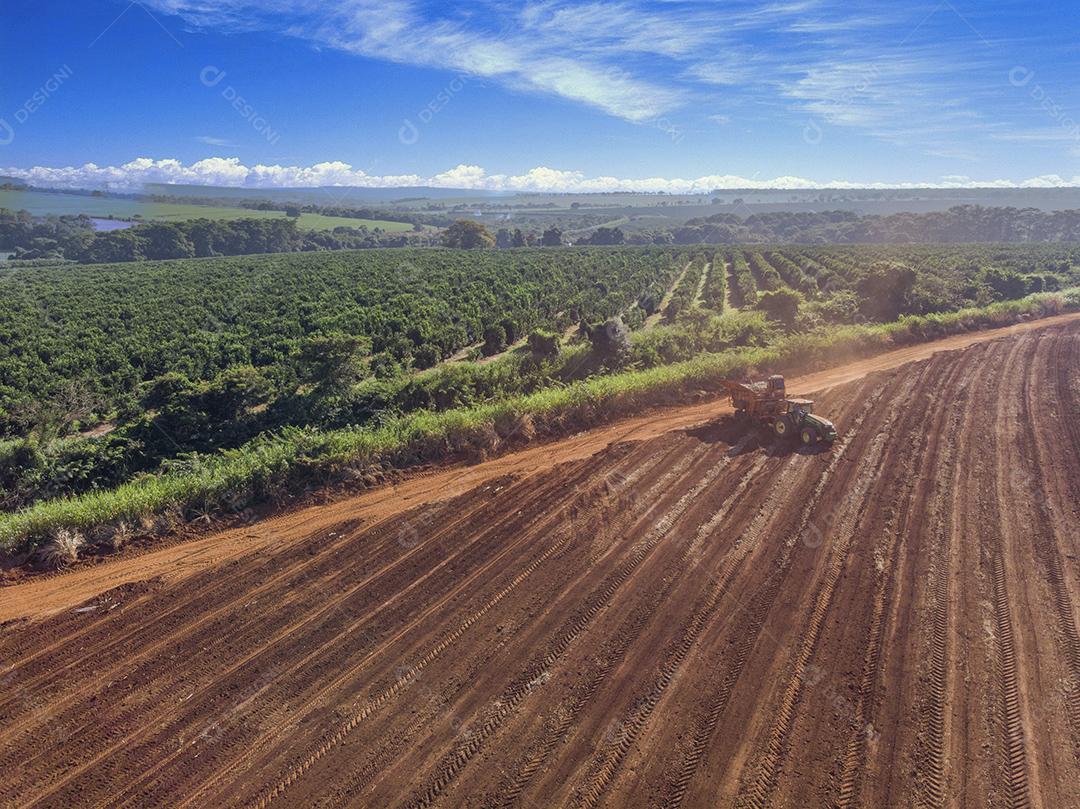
[0,189,416,232]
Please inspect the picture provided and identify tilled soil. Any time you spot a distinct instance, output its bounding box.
[3,319,1080,808]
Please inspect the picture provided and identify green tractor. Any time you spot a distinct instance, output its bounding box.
[720,376,838,447]
[775,398,838,446]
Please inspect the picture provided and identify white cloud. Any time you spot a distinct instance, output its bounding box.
[4,156,1078,193]
[686,64,746,87]
[140,0,999,145]
[990,129,1080,143]
[147,0,687,122]
[195,135,237,147]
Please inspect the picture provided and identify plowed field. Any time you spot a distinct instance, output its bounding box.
[3,318,1080,808]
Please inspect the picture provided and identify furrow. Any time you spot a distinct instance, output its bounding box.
[734,376,910,809]
[582,379,892,809]
[401,446,736,809]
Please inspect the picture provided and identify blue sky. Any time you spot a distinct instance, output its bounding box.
[2,0,1079,190]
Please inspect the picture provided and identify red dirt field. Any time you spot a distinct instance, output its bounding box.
[3,317,1080,808]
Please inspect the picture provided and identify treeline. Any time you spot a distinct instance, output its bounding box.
[143,193,452,228]
[0,209,95,253]
[662,205,1080,244]
[0,210,437,262]
[490,224,627,247]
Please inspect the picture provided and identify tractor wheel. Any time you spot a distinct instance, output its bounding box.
[774,417,790,437]
[801,428,817,445]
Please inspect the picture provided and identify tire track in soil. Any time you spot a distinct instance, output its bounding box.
[0,474,510,702]
[907,357,973,809]
[994,329,1080,805]
[1033,327,1080,751]
[395,445,737,809]
[6,473,557,803]
[232,445,690,809]
[21,453,616,809]
[613,410,864,809]
[734,354,958,809]
[106,463,620,798]
[570,375,883,809]
[988,336,1035,809]
[498,451,770,809]
[304,438,734,807]
[276,440,712,809]
[0,491,491,748]
[99,482,571,808]
[0,485,498,718]
[106,447,660,809]
[731,372,916,809]
[575,377,894,809]
[831,352,972,809]
[205,440,694,809]
[320,441,756,809]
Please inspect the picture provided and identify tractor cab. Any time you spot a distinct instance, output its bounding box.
[785,398,814,420]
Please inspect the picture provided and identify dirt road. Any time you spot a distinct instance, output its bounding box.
[2,315,1080,808]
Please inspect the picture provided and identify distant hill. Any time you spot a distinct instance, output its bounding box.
[142,184,514,205]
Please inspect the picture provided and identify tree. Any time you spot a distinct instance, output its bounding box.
[141,372,194,411]
[856,261,917,322]
[541,226,563,247]
[297,333,371,395]
[140,223,196,260]
[511,228,526,247]
[481,323,507,356]
[586,226,625,245]
[815,290,860,324]
[441,219,495,249]
[83,230,143,263]
[584,317,631,367]
[755,288,803,329]
[24,379,104,441]
[983,267,1027,301]
[200,366,273,421]
[527,330,560,360]
[495,228,514,248]
[413,343,441,369]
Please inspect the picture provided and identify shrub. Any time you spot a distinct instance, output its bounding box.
[755,288,803,329]
[585,317,632,367]
[527,330,560,359]
[482,323,508,356]
[39,528,84,568]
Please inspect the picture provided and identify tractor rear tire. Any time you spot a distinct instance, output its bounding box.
[774,417,791,437]
[801,428,817,445]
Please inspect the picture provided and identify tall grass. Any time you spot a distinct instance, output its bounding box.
[1,290,1073,555]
